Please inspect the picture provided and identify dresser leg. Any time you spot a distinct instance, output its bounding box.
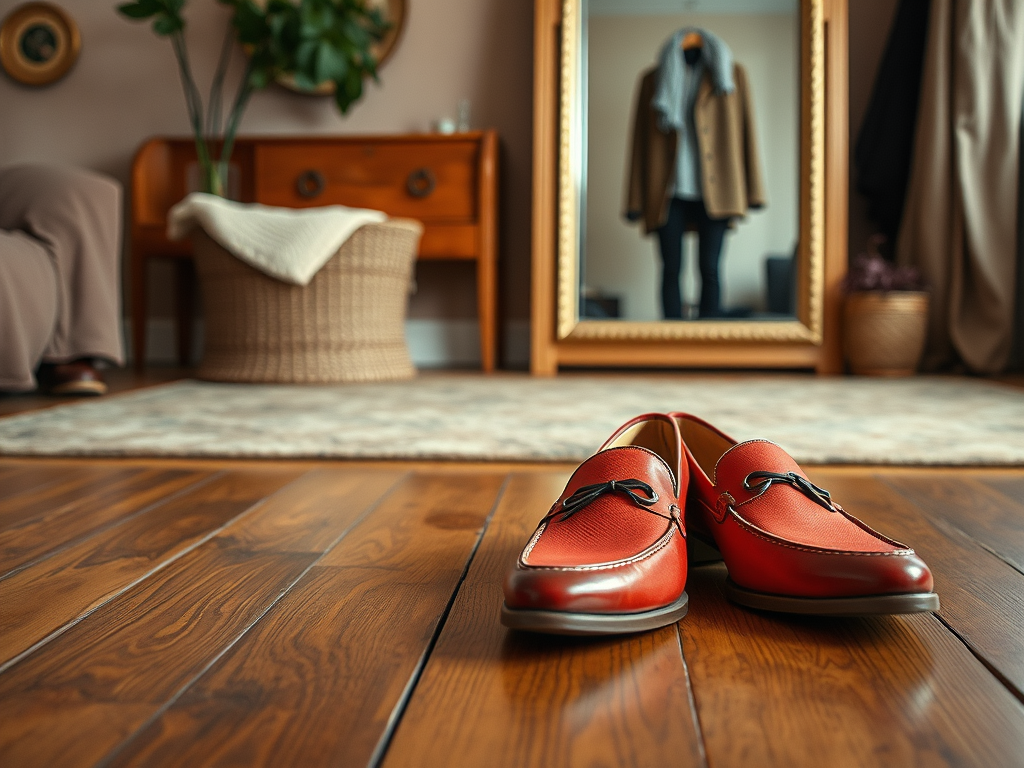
[477,255,497,372]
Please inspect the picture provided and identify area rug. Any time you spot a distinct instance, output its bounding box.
[1,375,1023,464]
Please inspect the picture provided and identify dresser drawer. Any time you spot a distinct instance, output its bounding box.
[254,141,479,221]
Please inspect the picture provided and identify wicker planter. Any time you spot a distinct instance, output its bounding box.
[191,218,422,383]
[843,291,929,376]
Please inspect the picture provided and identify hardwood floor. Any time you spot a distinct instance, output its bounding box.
[1,458,1023,766]
[2,375,1024,766]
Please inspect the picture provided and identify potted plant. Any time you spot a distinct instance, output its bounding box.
[843,235,929,376]
[117,0,389,196]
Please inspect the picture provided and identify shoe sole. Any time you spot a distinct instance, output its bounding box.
[500,592,689,636]
[49,380,107,396]
[725,578,940,616]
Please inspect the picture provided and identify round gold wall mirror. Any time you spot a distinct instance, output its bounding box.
[0,2,81,87]
[276,0,407,95]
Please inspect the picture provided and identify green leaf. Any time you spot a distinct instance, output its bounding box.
[295,38,319,71]
[292,71,320,91]
[314,40,347,83]
[117,2,159,20]
[334,70,362,114]
[153,13,184,35]
[248,67,271,89]
[300,0,334,35]
[232,0,267,44]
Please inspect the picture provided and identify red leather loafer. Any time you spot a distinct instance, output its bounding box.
[671,413,939,616]
[501,414,690,635]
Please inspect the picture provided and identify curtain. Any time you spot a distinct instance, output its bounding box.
[854,0,931,251]
[896,0,1024,373]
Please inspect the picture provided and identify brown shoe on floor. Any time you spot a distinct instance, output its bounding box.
[36,360,107,396]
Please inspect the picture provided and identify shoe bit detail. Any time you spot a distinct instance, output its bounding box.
[501,413,690,635]
[671,412,939,616]
[547,478,684,536]
[742,471,837,512]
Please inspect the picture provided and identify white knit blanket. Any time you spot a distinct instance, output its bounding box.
[167,193,387,285]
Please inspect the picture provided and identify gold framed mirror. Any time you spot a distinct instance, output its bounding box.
[530,0,848,374]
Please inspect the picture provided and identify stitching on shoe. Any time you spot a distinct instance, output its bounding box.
[519,526,676,571]
[711,438,782,486]
[695,498,915,557]
[557,445,679,497]
[521,522,547,560]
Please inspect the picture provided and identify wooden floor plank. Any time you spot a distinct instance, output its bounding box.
[983,475,1024,506]
[0,466,147,530]
[0,467,407,768]
[0,464,78,502]
[810,471,1024,699]
[0,468,302,670]
[680,563,1024,766]
[0,468,210,577]
[381,471,707,768]
[882,475,1024,574]
[0,549,313,768]
[105,471,506,768]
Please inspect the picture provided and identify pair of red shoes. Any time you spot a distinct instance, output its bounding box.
[501,413,939,635]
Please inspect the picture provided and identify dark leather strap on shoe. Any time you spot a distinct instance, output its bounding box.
[546,478,659,522]
[742,471,837,512]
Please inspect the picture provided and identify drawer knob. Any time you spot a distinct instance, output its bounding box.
[406,168,436,198]
[296,169,325,199]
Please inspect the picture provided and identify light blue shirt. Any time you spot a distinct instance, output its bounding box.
[671,58,705,200]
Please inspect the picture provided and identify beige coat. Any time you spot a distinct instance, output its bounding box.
[626,63,766,233]
[896,0,1024,373]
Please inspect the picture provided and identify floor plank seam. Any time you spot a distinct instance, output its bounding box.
[0,472,296,678]
[0,470,147,540]
[932,612,1024,707]
[674,624,711,768]
[0,472,221,583]
[368,474,512,768]
[878,477,1024,579]
[93,470,414,768]
[927,514,1024,580]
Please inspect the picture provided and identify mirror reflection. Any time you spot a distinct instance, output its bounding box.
[581,0,799,322]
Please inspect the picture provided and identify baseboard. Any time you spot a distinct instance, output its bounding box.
[123,318,530,370]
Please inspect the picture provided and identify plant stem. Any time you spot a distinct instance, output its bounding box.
[170,31,204,138]
[219,60,255,173]
[169,30,221,193]
[207,22,235,139]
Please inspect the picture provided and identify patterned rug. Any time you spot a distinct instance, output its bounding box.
[1,375,1022,464]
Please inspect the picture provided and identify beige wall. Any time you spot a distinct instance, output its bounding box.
[586,13,798,319]
[0,0,533,333]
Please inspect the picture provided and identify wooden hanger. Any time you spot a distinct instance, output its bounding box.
[682,31,703,51]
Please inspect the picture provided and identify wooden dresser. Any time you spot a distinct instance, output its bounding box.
[130,131,499,371]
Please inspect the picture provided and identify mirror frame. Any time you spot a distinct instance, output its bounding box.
[530,0,848,373]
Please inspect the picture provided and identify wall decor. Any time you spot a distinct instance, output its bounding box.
[276,0,407,95]
[0,2,80,87]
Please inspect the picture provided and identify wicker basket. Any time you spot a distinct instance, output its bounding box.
[191,218,422,383]
[843,291,929,376]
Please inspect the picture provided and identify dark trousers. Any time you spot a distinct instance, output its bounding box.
[656,198,728,319]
